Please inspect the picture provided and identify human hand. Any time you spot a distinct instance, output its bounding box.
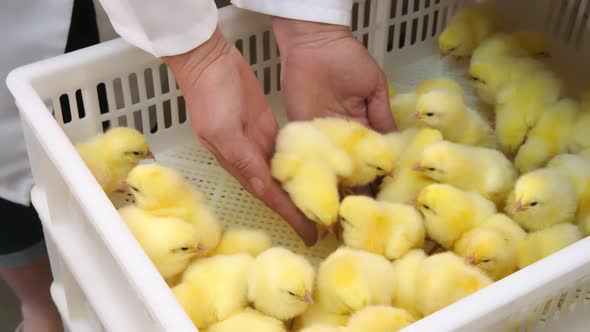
[272,18,396,133]
[163,27,318,246]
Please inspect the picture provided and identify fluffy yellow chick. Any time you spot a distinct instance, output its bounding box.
[317,247,395,315]
[471,31,551,66]
[415,141,516,207]
[384,129,418,163]
[506,168,578,231]
[515,99,579,173]
[454,213,526,280]
[292,302,349,331]
[468,56,546,105]
[416,252,493,316]
[205,308,286,332]
[547,154,590,236]
[126,163,222,255]
[377,128,443,204]
[390,78,463,131]
[439,3,503,58]
[415,91,495,147]
[495,69,563,155]
[213,228,272,257]
[339,195,425,259]
[117,205,203,280]
[173,254,254,329]
[415,184,497,249]
[311,118,394,187]
[248,247,315,321]
[345,306,415,332]
[273,157,343,230]
[391,249,428,318]
[518,223,583,269]
[76,127,153,195]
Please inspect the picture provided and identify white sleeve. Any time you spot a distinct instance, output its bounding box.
[231,0,353,27]
[96,0,218,57]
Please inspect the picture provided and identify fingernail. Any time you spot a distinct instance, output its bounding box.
[249,177,266,196]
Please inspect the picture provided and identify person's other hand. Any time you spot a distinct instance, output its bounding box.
[272,18,396,133]
[163,27,318,246]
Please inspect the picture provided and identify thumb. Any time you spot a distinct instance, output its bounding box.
[367,74,397,133]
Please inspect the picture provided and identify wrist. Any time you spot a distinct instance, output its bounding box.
[162,26,231,84]
[272,17,352,52]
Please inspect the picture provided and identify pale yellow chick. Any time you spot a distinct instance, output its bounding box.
[415,184,497,249]
[415,91,495,147]
[515,99,579,173]
[292,302,349,331]
[495,69,562,155]
[118,205,203,280]
[213,228,272,257]
[248,247,315,321]
[518,223,582,269]
[506,168,578,231]
[205,308,286,332]
[311,118,395,187]
[439,3,503,57]
[339,195,425,259]
[377,128,443,204]
[454,213,526,280]
[416,252,493,316]
[76,127,153,195]
[468,56,546,105]
[126,163,222,255]
[345,306,416,332]
[415,141,516,207]
[172,254,254,329]
[547,154,590,236]
[391,249,428,318]
[317,247,395,315]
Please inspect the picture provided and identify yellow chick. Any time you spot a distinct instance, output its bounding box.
[495,69,563,155]
[126,163,222,255]
[471,31,551,66]
[76,127,153,195]
[339,195,425,259]
[547,154,590,236]
[172,254,254,330]
[518,223,583,269]
[213,228,272,257]
[506,168,578,231]
[416,252,493,316]
[205,308,286,332]
[377,128,443,204]
[311,118,394,188]
[415,184,497,249]
[248,247,315,321]
[439,3,503,58]
[345,306,416,332]
[117,205,203,280]
[390,78,463,131]
[514,99,579,173]
[317,247,395,315]
[415,91,495,147]
[454,213,526,280]
[292,302,349,332]
[468,56,546,105]
[384,129,419,163]
[391,249,428,318]
[415,141,517,207]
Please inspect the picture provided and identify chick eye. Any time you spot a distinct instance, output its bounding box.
[427,167,436,171]
[422,204,430,210]
[130,186,140,192]
[180,247,189,251]
[132,151,141,156]
[288,291,296,296]
[530,202,538,207]
[426,113,435,117]
[481,259,492,263]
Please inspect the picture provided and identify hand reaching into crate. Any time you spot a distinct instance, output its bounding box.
[163,27,318,246]
[272,18,397,134]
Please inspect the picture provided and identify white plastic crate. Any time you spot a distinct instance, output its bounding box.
[6,0,590,331]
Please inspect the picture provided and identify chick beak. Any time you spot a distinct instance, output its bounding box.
[302,291,314,304]
[196,243,207,253]
[513,201,525,213]
[412,163,425,172]
[144,150,155,160]
[465,256,476,265]
[410,196,420,207]
[412,111,422,120]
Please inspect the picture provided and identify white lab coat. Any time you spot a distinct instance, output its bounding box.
[2,0,351,205]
